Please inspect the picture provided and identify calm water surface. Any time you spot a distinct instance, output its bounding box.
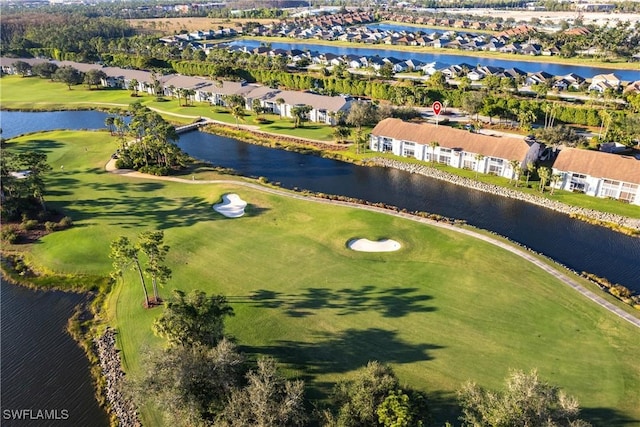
[0,110,115,139]
[0,281,110,427]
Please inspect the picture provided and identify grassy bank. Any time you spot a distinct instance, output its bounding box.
[3,129,639,426]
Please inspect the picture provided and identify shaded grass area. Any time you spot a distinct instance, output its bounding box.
[3,130,640,427]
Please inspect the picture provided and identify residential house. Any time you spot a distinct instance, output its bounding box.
[482,41,505,52]
[500,43,521,54]
[101,67,155,92]
[477,65,504,77]
[623,80,640,94]
[369,118,540,179]
[431,38,450,49]
[589,73,622,93]
[345,54,363,69]
[551,148,640,205]
[420,61,449,76]
[52,60,102,74]
[521,43,542,56]
[525,71,554,86]
[204,80,254,106]
[501,67,527,81]
[256,89,352,125]
[467,69,486,81]
[0,57,49,75]
[382,57,407,73]
[553,73,585,91]
[404,59,426,72]
[542,46,561,56]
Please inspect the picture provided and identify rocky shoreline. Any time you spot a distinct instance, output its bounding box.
[370,157,640,232]
[95,328,140,427]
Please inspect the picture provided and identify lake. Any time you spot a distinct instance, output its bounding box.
[0,281,110,427]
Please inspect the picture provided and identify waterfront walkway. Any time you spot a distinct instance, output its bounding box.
[105,158,640,329]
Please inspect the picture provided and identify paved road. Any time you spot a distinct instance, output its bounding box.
[105,158,640,329]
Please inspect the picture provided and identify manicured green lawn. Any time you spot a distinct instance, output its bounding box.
[4,130,640,426]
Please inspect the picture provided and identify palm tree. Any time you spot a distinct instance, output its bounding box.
[110,236,150,308]
[518,109,537,132]
[291,104,312,128]
[230,105,245,128]
[252,98,263,117]
[137,230,171,304]
[185,89,196,106]
[525,161,536,187]
[513,164,523,187]
[275,97,285,118]
[351,127,370,154]
[429,141,439,166]
[128,79,139,97]
[549,173,561,195]
[442,99,450,114]
[474,154,485,179]
[508,160,520,185]
[598,110,612,141]
[333,125,351,143]
[223,95,246,127]
[105,116,115,135]
[538,166,551,192]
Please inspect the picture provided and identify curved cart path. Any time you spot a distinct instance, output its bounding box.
[106,159,640,329]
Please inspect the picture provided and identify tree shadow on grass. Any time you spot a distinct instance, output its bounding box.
[6,139,64,153]
[244,204,270,218]
[54,193,221,230]
[47,170,271,230]
[427,389,463,426]
[229,285,435,318]
[241,327,443,378]
[581,407,639,426]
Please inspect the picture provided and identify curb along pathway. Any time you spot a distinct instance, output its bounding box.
[105,159,640,329]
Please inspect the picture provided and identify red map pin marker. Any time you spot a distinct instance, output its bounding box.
[432,101,442,116]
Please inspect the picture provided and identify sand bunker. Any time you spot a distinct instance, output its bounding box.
[213,193,247,218]
[348,238,401,252]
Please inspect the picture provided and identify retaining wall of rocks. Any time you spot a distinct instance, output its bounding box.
[370,158,640,232]
[95,328,140,427]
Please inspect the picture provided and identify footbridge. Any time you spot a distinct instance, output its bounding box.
[175,119,209,134]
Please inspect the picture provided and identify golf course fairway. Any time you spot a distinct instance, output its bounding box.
[5,130,640,426]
